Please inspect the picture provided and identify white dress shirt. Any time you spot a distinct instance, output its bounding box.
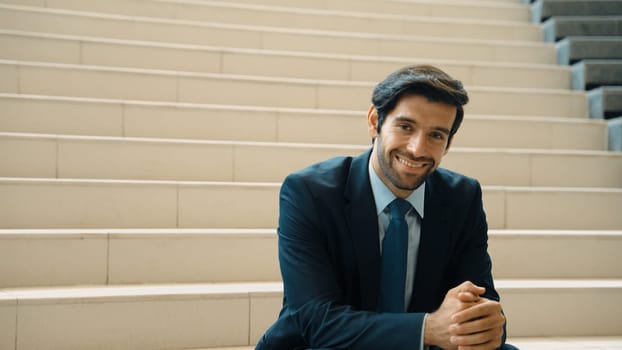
[368,159,428,349]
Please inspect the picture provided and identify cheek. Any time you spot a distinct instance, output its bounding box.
[380,133,401,149]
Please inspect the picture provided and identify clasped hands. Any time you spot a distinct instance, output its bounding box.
[425,281,506,350]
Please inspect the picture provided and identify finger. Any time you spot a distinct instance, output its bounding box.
[449,312,505,336]
[457,291,482,303]
[453,281,485,297]
[451,300,503,324]
[450,327,503,348]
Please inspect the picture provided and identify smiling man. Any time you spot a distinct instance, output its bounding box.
[256,65,516,350]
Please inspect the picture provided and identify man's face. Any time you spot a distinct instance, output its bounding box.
[368,94,457,198]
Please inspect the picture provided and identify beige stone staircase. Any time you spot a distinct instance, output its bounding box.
[0,0,621,349]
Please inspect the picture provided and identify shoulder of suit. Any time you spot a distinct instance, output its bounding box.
[295,155,354,176]
[432,167,481,192]
[284,154,356,188]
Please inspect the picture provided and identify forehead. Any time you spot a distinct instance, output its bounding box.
[387,95,457,126]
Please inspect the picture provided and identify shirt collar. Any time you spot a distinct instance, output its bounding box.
[368,156,425,218]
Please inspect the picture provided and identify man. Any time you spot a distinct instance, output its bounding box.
[256,65,516,349]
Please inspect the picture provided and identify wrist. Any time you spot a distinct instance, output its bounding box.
[423,312,440,347]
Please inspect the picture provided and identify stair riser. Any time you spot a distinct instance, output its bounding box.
[0,180,279,229]
[0,232,280,288]
[1,180,621,230]
[1,285,620,349]
[0,303,14,350]
[534,0,622,21]
[458,117,606,150]
[0,95,607,150]
[0,6,553,64]
[212,0,529,21]
[0,0,541,41]
[2,134,621,187]
[0,294,269,349]
[0,233,109,287]
[503,287,622,337]
[557,37,622,65]
[1,231,620,288]
[543,17,622,42]
[0,62,588,117]
[159,5,539,42]
[0,0,530,22]
[489,233,622,279]
[0,31,569,89]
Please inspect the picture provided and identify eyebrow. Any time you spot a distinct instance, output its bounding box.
[393,115,451,135]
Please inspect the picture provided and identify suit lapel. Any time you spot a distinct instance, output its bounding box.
[409,171,452,312]
[344,149,382,310]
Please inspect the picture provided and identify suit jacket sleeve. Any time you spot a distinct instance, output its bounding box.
[442,176,507,347]
[276,171,425,349]
[448,179,498,301]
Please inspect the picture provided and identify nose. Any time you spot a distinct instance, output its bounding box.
[407,131,426,155]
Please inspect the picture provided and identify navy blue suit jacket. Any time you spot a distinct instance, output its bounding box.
[256,150,504,349]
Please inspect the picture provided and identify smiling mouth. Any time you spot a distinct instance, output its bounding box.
[395,154,430,169]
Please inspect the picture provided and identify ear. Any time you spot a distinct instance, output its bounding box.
[367,104,379,138]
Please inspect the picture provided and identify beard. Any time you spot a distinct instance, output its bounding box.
[375,138,436,192]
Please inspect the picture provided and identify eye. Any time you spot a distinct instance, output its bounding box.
[430,131,445,140]
[397,123,411,131]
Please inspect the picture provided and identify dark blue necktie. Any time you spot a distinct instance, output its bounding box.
[377,198,411,313]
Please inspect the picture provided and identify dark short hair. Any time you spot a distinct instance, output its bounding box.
[372,65,469,139]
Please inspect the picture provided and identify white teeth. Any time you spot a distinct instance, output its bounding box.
[397,156,425,168]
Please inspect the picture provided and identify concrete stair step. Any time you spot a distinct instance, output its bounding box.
[0,0,542,42]
[589,86,622,119]
[0,0,531,22]
[572,59,622,90]
[0,29,571,89]
[164,337,622,350]
[543,16,622,42]
[2,132,621,187]
[0,228,620,288]
[507,336,622,349]
[0,4,556,64]
[0,94,607,150]
[0,229,279,288]
[500,279,622,337]
[557,36,622,65]
[231,0,530,22]
[202,337,622,350]
[0,282,284,349]
[197,347,253,350]
[609,117,622,152]
[1,279,621,349]
[0,60,588,117]
[1,178,621,230]
[531,0,622,23]
[196,347,253,350]
[488,230,622,279]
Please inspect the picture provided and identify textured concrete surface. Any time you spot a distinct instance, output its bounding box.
[608,116,622,151]
[589,86,622,119]
[543,16,622,42]
[572,59,622,89]
[557,37,622,65]
[532,0,622,22]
